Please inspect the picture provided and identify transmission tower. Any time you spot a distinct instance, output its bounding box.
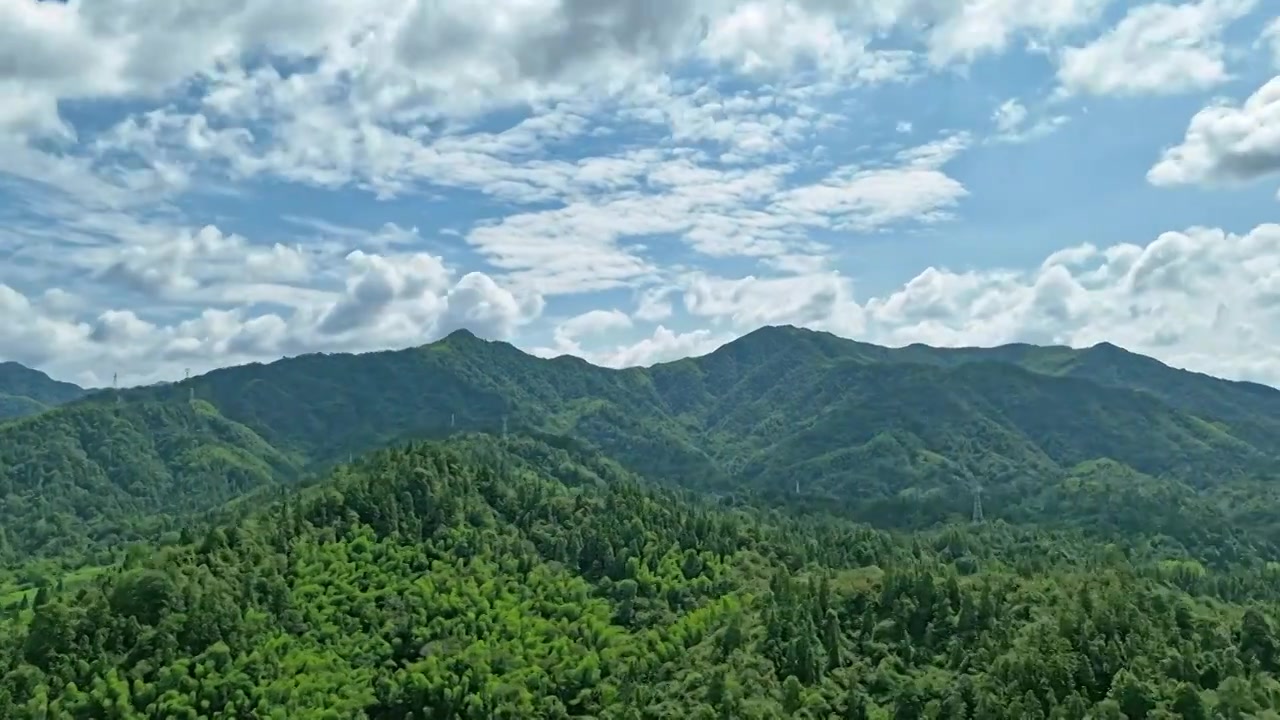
[971,484,985,524]
[185,368,193,402]
[502,415,508,437]
[113,372,121,404]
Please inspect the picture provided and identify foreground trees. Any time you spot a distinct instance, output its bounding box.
[4,437,1280,718]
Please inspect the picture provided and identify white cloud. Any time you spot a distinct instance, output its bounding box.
[555,326,737,368]
[0,246,539,385]
[680,271,865,336]
[993,99,1030,134]
[1261,17,1280,68]
[12,220,1280,390]
[700,1,915,82]
[924,0,1116,66]
[989,98,1070,143]
[584,325,735,368]
[93,225,310,299]
[5,0,1279,394]
[460,136,969,295]
[859,224,1280,383]
[634,287,677,323]
[1147,76,1280,189]
[0,0,1122,152]
[572,222,1280,385]
[1057,0,1257,96]
[533,309,635,358]
[770,165,967,231]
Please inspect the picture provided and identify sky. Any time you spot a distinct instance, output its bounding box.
[1,0,1278,388]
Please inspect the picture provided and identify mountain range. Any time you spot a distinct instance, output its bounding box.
[4,325,1280,562]
[8,327,1280,716]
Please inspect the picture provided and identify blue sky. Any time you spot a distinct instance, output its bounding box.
[1,0,1278,386]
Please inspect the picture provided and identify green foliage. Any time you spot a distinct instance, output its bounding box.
[10,325,1280,568]
[0,401,301,558]
[4,437,1280,718]
[9,326,1280,715]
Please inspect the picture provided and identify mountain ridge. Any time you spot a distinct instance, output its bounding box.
[6,325,1280,560]
[0,362,86,421]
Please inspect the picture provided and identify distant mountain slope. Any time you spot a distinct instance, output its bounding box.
[8,325,1280,561]
[0,362,85,421]
[140,329,1280,496]
[890,338,1280,448]
[0,399,301,558]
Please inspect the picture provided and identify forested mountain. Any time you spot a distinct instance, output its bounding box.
[4,435,1280,718]
[0,362,85,421]
[7,326,1280,561]
[0,399,301,560]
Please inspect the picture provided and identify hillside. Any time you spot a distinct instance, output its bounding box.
[3,436,1280,718]
[0,362,85,421]
[0,400,301,559]
[7,325,1280,562]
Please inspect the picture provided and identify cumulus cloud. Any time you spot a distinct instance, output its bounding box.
[1,0,1092,145]
[0,247,539,386]
[576,223,1280,385]
[4,0,1277,393]
[598,325,733,367]
[1057,0,1257,96]
[11,220,1280,390]
[923,0,1115,66]
[1148,76,1280,189]
[681,271,865,336]
[861,224,1280,383]
[94,225,310,299]
[532,309,635,358]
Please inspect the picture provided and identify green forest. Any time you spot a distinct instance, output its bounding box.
[5,327,1280,717]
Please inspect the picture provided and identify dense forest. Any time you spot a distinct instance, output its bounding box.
[5,436,1280,718]
[6,327,1280,717]
[9,327,1280,562]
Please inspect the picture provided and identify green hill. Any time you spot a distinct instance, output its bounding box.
[0,362,85,421]
[7,325,1280,564]
[4,436,1280,718]
[0,400,301,559]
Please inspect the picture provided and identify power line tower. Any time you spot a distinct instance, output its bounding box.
[113,372,121,404]
[502,415,508,437]
[185,368,193,402]
[971,484,985,524]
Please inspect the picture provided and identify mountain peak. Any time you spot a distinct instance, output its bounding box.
[432,327,497,348]
[443,327,481,341]
[1088,341,1128,354]
[0,360,86,420]
[722,325,821,351]
[1080,340,1157,369]
[0,360,75,388]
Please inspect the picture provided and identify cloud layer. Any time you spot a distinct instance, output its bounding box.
[0,0,1276,388]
